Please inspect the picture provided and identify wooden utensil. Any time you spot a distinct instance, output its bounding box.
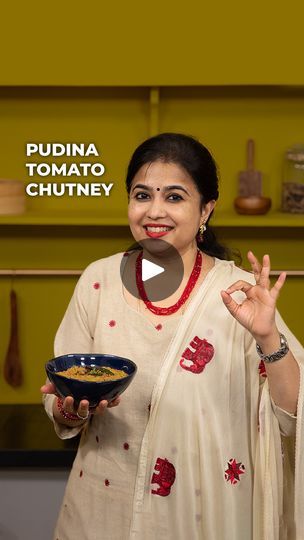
[234,195,271,215]
[235,139,271,215]
[238,139,262,197]
[4,289,23,387]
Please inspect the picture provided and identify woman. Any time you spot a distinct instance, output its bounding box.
[42,133,304,540]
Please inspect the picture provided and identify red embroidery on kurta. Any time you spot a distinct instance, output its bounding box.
[225,458,245,485]
[109,320,116,327]
[180,336,214,374]
[123,442,129,450]
[258,360,267,378]
[104,479,110,486]
[155,324,162,331]
[79,470,83,477]
[151,457,176,496]
[93,282,100,289]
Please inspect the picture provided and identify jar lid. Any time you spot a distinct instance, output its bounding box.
[286,144,304,162]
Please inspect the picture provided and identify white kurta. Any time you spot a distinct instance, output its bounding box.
[44,253,303,540]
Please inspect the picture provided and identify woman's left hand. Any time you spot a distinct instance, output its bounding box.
[221,251,286,341]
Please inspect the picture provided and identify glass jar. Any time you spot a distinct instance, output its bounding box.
[282,144,304,213]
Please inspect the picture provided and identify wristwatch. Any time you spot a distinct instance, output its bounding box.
[256,333,289,363]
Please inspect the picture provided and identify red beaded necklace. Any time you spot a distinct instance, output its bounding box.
[135,249,202,315]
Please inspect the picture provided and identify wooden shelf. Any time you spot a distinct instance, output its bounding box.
[0,210,129,226]
[212,211,304,228]
[0,209,303,227]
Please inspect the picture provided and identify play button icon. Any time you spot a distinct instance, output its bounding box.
[120,238,184,302]
[142,259,164,281]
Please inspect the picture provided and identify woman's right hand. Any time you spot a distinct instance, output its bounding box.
[40,383,121,423]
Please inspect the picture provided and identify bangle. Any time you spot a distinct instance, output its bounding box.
[256,333,289,363]
[56,397,82,422]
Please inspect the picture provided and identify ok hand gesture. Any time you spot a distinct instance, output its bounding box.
[221,251,286,341]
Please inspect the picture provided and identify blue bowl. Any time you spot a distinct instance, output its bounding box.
[45,353,137,408]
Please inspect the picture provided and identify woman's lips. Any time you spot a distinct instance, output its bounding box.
[143,225,173,238]
[145,230,171,238]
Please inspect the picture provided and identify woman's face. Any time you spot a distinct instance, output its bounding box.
[128,160,215,256]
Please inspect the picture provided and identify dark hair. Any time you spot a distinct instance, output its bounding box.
[126,132,231,260]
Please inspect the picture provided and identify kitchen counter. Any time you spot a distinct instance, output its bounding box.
[0,404,79,467]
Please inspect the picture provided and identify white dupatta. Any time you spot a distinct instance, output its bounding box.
[129,259,304,540]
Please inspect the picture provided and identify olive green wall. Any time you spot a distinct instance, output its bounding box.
[0,4,303,403]
[1,1,304,85]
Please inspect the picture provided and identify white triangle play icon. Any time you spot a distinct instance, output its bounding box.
[142,259,165,282]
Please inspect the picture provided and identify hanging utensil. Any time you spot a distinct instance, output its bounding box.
[4,289,23,387]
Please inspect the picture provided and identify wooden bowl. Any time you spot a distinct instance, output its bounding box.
[234,196,271,215]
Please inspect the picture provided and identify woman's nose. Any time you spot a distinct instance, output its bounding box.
[146,197,167,219]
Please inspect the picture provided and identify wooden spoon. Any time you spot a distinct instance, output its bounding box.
[4,289,23,387]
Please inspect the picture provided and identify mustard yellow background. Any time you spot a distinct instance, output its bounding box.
[1,0,304,86]
[0,1,303,403]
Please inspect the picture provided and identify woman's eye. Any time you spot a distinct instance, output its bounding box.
[133,192,183,201]
[168,194,183,201]
[135,192,149,200]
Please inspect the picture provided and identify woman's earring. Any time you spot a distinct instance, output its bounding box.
[197,222,206,243]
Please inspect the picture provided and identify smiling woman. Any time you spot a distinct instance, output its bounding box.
[128,162,206,246]
[126,133,230,268]
[42,133,304,540]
